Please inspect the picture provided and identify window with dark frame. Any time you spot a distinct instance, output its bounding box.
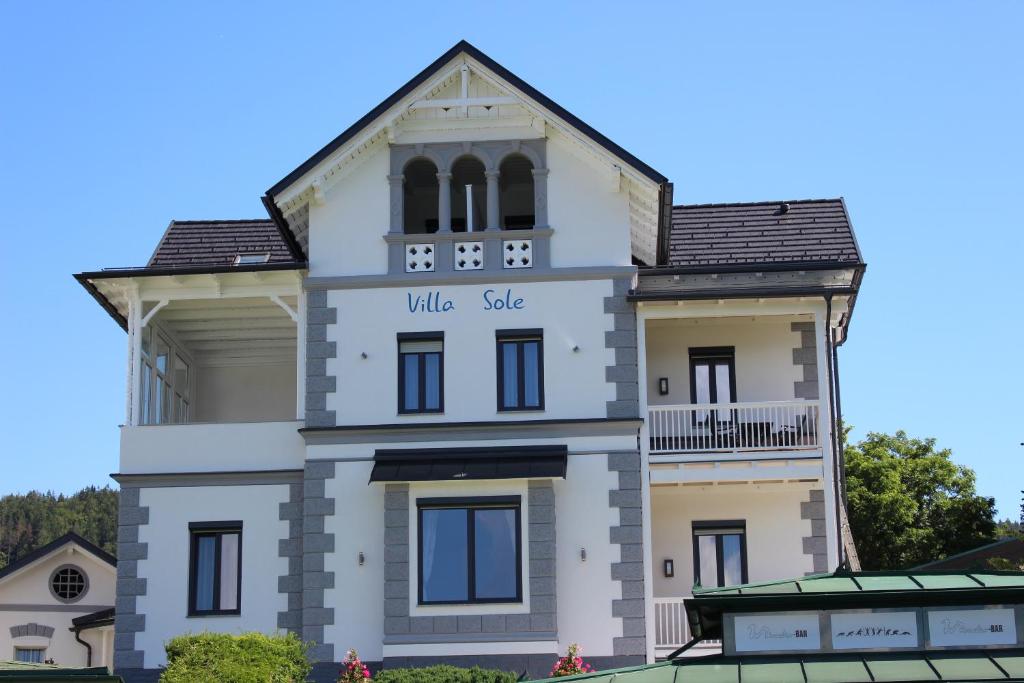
[689,347,736,423]
[188,521,242,616]
[417,497,522,605]
[496,330,544,411]
[398,333,444,414]
[692,520,747,589]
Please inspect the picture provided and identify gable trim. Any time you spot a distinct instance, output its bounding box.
[266,40,667,200]
[0,533,116,584]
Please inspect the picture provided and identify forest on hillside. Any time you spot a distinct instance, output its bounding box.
[0,486,117,568]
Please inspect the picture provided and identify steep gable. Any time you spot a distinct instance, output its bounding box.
[264,40,669,266]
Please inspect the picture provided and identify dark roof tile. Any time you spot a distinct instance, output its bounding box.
[668,199,862,268]
[148,219,298,268]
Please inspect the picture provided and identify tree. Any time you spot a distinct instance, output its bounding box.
[845,430,996,570]
[0,486,118,568]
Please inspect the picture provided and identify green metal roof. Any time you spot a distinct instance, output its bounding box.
[0,661,121,681]
[692,570,1024,597]
[528,650,1024,682]
[685,569,1024,640]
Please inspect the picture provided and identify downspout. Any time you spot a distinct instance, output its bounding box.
[72,626,92,667]
[823,295,844,567]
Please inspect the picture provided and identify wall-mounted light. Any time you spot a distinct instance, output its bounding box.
[663,559,674,578]
[358,551,365,566]
[580,547,587,562]
[658,377,669,396]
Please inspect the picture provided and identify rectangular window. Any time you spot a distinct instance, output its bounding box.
[692,521,747,589]
[496,330,544,411]
[689,347,736,423]
[14,648,44,663]
[188,522,242,616]
[398,333,444,414]
[418,497,521,605]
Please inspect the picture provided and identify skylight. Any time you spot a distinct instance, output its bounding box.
[233,253,270,265]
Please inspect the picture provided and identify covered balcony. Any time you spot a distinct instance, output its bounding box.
[79,266,307,474]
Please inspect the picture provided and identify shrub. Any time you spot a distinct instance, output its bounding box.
[160,631,311,683]
[373,664,519,683]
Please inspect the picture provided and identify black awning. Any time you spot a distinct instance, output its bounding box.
[369,445,568,483]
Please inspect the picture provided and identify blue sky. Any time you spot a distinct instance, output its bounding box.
[1,2,1021,519]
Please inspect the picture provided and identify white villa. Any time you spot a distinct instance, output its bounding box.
[75,41,863,682]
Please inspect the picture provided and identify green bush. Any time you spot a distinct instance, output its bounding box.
[160,632,311,683]
[374,664,520,683]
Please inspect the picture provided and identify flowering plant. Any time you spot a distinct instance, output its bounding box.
[550,643,593,677]
[338,648,371,682]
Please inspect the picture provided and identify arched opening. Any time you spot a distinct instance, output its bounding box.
[403,158,439,234]
[450,156,487,232]
[499,154,535,229]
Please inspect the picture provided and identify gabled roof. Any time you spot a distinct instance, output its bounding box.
[667,198,863,269]
[148,219,297,268]
[0,532,116,583]
[266,39,667,199]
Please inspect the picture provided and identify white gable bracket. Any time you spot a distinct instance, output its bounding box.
[270,295,299,323]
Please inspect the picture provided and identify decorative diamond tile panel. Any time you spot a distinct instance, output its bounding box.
[405,243,435,272]
[503,239,533,269]
[454,241,484,270]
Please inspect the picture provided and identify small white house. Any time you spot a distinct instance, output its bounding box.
[0,533,115,670]
[75,40,864,682]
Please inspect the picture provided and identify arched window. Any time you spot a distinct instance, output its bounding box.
[450,157,487,232]
[499,154,535,229]
[403,159,439,234]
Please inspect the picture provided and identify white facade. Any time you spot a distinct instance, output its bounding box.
[76,42,860,682]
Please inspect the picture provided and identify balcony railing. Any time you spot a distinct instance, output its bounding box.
[653,597,722,655]
[648,400,821,455]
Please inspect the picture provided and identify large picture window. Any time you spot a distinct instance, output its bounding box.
[188,521,242,616]
[692,520,747,589]
[417,497,521,605]
[496,330,544,411]
[398,333,444,414]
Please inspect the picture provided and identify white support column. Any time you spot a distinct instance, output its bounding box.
[296,284,307,421]
[485,170,500,231]
[124,291,137,426]
[814,307,840,570]
[128,288,144,427]
[437,172,452,232]
[636,310,656,664]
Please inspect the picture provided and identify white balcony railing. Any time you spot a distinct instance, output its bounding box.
[648,400,821,455]
[653,597,722,655]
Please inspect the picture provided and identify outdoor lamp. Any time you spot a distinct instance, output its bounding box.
[663,559,674,577]
[658,377,669,395]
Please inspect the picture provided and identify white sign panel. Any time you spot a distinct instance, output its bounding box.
[928,608,1017,647]
[830,611,919,650]
[734,614,821,652]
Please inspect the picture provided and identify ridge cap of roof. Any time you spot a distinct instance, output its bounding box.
[675,197,844,210]
[168,218,275,225]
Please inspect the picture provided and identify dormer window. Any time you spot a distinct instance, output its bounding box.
[233,253,270,265]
